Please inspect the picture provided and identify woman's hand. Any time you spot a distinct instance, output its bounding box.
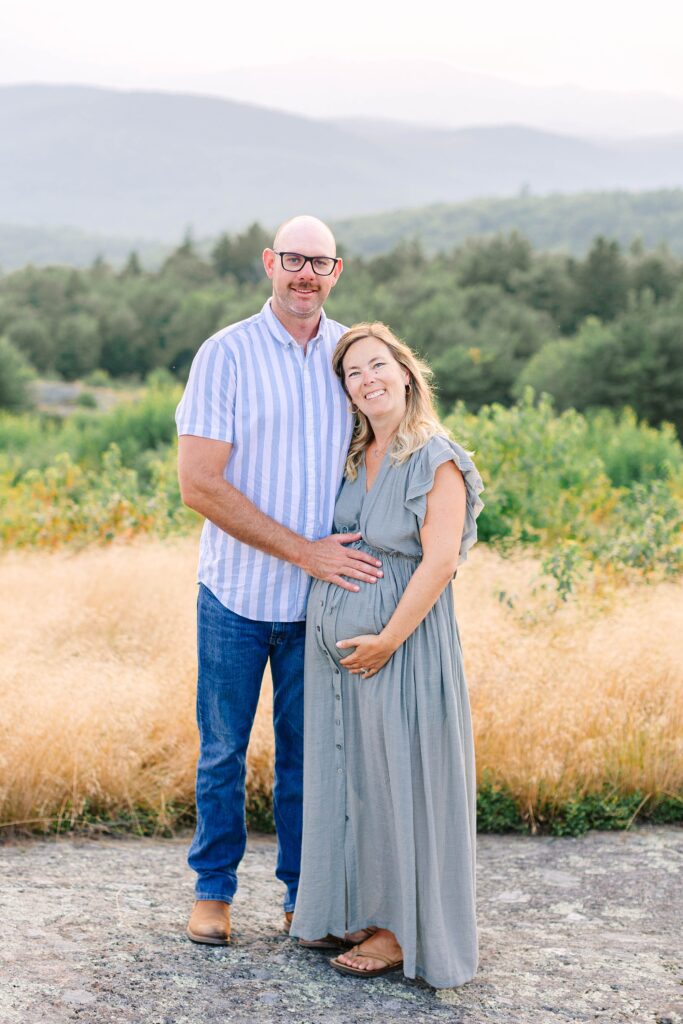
[336,632,398,678]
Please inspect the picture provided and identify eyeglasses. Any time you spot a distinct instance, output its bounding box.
[272,251,340,276]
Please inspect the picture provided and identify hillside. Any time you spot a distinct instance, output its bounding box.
[4,189,683,271]
[2,85,683,241]
[333,190,683,257]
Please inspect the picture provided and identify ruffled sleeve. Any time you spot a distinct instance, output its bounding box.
[404,435,485,563]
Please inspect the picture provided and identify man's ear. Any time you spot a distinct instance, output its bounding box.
[330,257,343,287]
[263,248,275,279]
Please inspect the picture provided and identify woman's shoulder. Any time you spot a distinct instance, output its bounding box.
[409,433,472,469]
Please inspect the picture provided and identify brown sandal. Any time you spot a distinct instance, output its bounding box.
[329,943,404,978]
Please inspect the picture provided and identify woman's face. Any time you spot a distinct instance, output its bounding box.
[342,338,410,423]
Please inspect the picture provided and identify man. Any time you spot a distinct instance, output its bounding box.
[176,215,382,945]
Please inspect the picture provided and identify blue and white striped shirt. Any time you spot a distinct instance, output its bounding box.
[175,300,352,621]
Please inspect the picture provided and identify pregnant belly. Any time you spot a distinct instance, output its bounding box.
[311,576,399,661]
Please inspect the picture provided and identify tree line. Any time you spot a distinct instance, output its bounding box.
[1,224,682,436]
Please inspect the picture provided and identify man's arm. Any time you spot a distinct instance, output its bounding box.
[178,435,382,592]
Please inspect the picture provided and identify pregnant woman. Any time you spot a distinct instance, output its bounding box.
[290,322,484,988]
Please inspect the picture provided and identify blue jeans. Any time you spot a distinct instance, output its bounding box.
[189,583,306,911]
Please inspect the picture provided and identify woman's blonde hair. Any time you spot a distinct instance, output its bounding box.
[332,322,450,480]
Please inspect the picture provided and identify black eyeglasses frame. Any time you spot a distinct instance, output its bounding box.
[272,250,340,277]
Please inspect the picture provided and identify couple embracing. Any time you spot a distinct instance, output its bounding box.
[175,215,484,989]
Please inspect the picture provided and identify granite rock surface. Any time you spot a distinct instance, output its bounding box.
[1,826,681,1023]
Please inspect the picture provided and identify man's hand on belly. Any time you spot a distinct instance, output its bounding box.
[300,534,383,593]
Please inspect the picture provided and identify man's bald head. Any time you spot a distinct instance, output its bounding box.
[272,215,337,257]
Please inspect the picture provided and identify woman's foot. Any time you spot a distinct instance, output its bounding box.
[333,928,402,973]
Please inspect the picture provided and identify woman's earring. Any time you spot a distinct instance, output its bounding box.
[349,402,359,414]
[405,382,411,395]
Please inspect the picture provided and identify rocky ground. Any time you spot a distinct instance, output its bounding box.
[1,826,681,1024]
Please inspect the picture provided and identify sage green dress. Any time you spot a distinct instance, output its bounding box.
[290,435,484,989]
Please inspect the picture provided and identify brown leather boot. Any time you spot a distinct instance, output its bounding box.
[186,900,231,945]
[283,910,294,934]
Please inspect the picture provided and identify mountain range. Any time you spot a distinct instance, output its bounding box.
[2,84,683,242]
[164,59,683,140]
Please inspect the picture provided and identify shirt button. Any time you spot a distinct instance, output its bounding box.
[335,719,340,726]
[334,668,339,675]
[336,744,342,750]
[337,768,343,774]
[335,694,341,701]
[316,626,321,632]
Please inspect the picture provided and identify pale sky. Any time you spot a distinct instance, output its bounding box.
[2,0,683,101]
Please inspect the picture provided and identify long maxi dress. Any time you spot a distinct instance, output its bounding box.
[290,434,485,989]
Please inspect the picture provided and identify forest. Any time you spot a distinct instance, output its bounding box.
[1,224,682,440]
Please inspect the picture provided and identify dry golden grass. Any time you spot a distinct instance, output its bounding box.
[1,538,681,831]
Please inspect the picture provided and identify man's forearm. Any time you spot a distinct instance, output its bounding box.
[184,476,310,568]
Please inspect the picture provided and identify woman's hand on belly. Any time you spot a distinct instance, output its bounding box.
[336,631,399,679]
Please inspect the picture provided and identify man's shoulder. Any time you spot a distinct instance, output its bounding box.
[205,310,265,353]
[323,317,348,345]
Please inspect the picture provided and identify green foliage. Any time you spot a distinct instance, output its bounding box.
[0,336,35,411]
[585,408,683,487]
[476,785,683,836]
[245,793,276,834]
[2,225,683,442]
[588,481,683,577]
[546,791,653,837]
[444,389,683,581]
[55,312,101,380]
[518,294,683,435]
[7,314,53,371]
[454,231,533,292]
[0,444,196,548]
[444,389,612,545]
[573,236,629,322]
[476,778,527,833]
[334,189,683,260]
[0,385,182,479]
[540,542,586,602]
[433,289,552,407]
[212,222,271,283]
[15,785,680,839]
[83,368,111,388]
[75,390,97,409]
[2,387,681,585]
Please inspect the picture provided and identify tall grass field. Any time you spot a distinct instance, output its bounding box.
[1,539,681,837]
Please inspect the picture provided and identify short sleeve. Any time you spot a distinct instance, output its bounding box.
[404,435,485,563]
[175,336,236,442]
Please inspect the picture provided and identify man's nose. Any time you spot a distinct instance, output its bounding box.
[297,259,316,280]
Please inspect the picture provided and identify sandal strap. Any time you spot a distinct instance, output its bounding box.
[347,947,397,968]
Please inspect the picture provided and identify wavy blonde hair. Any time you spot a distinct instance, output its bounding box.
[332,322,450,480]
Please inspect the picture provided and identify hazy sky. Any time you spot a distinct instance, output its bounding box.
[3,0,683,101]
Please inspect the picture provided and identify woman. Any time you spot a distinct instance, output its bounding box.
[290,323,484,988]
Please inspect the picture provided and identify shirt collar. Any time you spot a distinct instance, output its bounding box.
[262,299,327,350]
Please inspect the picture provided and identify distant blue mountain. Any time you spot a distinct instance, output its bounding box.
[2,84,683,240]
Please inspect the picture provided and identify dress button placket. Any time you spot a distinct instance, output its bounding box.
[333,667,345,779]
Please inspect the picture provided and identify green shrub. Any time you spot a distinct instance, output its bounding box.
[0,386,182,480]
[83,368,111,388]
[586,407,683,487]
[0,336,36,412]
[444,388,613,545]
[75,391,98,409]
